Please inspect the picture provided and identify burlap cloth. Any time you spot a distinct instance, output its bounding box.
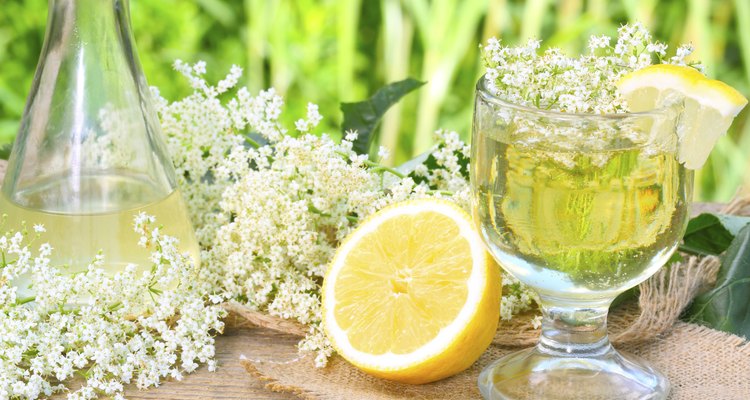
[234,197,750,400]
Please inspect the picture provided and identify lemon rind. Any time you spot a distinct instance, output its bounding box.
[322,199,489,371]
[618,64,748,117]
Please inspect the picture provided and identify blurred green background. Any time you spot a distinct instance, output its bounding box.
[1,0,748,201]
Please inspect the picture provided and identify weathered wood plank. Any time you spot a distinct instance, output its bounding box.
[49,327,302,399]
[122,327,300,399]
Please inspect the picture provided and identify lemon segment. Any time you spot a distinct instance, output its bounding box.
[322,199,501,384]
[617,64,748,169]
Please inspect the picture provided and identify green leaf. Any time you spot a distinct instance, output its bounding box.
[680,213,750,256]
[408,153,440,187]
[684,224,750,339]
[611,286,639,309]
[341,78,425,155]
[405,144,470,190]
[395,150,430,175]
[242,132,269,149]
[0,143,11,160]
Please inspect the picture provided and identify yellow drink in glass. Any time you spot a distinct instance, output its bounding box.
[473,139,691,300]
[471,76,688,399]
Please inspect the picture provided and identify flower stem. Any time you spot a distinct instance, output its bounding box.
[16,296,35,305]
[426,189,454,196]
[363,161,406,179]
[335,150,406,179]
[243,134,262,149]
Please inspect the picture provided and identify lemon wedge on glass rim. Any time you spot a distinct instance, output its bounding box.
[617,63,748,169]
[322,199,501,384]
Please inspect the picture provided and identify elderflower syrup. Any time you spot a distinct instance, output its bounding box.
[0,0,200,301]
[472,133,691,301]
[1,173,200,298]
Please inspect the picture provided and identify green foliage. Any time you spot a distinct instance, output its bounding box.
[407,146,469,189]
[681,213,750,256]
[684,224,750,339]
[341,78,424,155]
[0,0,47,145]
[0,144,11,161]
[615,212,750,314]
[1,0,749,201]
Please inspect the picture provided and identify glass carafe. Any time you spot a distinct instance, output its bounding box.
[1,0,200,297]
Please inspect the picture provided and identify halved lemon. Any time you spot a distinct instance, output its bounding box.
[617,64,748,169]
[322,199,500,384]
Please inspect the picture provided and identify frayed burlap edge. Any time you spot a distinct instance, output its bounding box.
[221,247,725,349]
[241,356,318,400]
[612,255,720,343]
[223,301,308,337]
[614,195,749,342]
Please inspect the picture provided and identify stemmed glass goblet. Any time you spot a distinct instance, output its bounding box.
[470,75,691,400]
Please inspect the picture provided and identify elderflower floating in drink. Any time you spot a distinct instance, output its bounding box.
[471,23,747,400]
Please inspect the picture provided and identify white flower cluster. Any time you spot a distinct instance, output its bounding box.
[0,59,541,399]
[153,62,491,366]
[482,22,699,113]
[153,60,284,248]
[499,273,539,323]
[0,215,225,399]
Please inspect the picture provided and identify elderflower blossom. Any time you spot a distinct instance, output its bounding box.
[295,103,323,133]
[152,62,492,366]
[0,58,544,397]
[152,60,284,248]
[0,216,225,399]
[482,22,699,114]
[499,273,539,322]
[206,129,471,366]
[377,146,391,161]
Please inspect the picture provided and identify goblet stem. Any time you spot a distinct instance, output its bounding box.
[478,294,670,400]
[537,296,611,358]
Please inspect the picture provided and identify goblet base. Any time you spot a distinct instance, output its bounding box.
[478,345,669,400]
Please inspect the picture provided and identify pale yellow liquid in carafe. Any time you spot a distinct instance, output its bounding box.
[0,174,200,298]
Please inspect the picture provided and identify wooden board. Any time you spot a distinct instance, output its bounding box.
[122,326,300,399]
[49,325,303,399]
